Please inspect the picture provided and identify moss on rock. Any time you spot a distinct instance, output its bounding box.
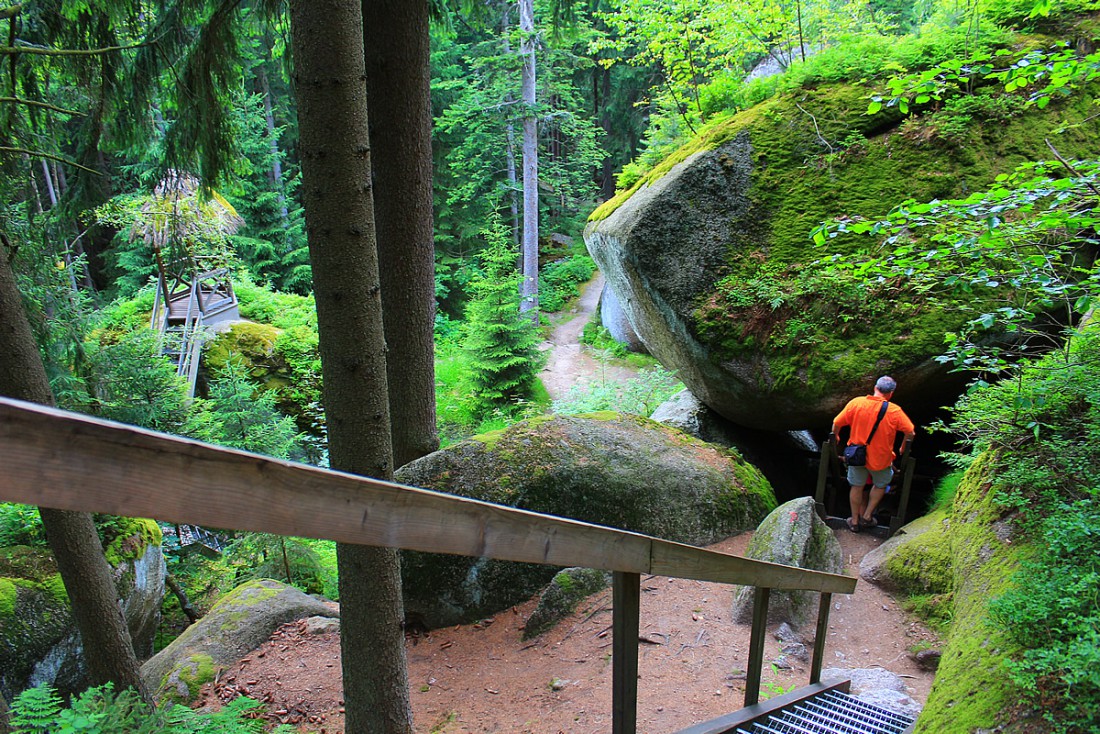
[396,413,777,628]
[141,579,336,704]
[0,577,16,617]
[882,508,954,596]
[914,451,1029,732]
[205,321,284,381]
[585,72,1100,429]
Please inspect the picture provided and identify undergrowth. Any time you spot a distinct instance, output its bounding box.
[7,683,293,734]
[946,325,1100,732]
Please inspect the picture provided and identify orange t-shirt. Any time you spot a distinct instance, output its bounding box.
[833,395,916,471]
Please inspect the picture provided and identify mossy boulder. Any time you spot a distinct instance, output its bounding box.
[0,520,164,701]
[394,413,776,628]
[584,80,1099,430]
[860,507,953,595]
[913,451,1030,732]
[141,579,336,704]
[523,568,611,639]
[730,496,843,629]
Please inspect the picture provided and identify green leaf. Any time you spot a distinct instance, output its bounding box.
[867,100,883,115]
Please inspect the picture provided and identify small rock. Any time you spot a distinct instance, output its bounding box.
[913,648,942,670]
[771,655,792,670]
[781,642,809,661]
[303,616,340,636]
[774,622,803,644]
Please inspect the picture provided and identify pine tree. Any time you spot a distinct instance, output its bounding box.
[462,218,542,413]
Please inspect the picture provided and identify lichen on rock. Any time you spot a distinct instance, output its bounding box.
[730,496,843,628]
[141,578,337,704]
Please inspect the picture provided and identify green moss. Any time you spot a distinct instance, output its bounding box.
[102,517,162,566]
[915,451,1029,733]
[40,573,68,605]
[160,653,217,703]
[210,580,283,633]
[885,508,953,596]
[0,577,16,616]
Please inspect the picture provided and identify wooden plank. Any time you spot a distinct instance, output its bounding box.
[612,571,641,734]
[0,398,856,593]
[744,587,770,707]
[810,592,832,684]
[650,541,855,594]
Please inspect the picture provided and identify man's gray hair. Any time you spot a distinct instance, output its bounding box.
[876,375,897,394]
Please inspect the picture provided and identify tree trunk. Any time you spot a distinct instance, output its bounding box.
[518,0,539,320]
[501,1,521,246]
[258,65,292,238]
[0,690,10,734]
[288,3,408,733]
[363,0,439,471]
[0,244,148,701]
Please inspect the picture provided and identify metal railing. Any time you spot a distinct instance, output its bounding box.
[0,397,857,733]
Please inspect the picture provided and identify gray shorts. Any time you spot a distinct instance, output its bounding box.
[847,464,894,489]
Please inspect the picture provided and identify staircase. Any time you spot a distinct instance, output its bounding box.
[151,266,239,398]
[676,682,915,734]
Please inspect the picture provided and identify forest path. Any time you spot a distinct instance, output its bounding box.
[538,270,640,403]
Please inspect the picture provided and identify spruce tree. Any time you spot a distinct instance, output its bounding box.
[463,218,542,413]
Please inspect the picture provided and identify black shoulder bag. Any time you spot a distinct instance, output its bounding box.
[844,401,888,467]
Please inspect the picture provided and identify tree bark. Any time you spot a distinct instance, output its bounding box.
[518,0,539,321]
[288,2,409,733]
[500,1,521,246]
[363,0,439,471]
[0,243,148,701]
[0,690,10,734]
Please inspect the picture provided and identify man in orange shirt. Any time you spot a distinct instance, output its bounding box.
[831,376,916,532]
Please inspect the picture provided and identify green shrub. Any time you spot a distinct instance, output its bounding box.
[946,325,1100,732]
[8,682,293,733]
[538,254,596,313]
[0,504,47,548]
[552,366,683,417]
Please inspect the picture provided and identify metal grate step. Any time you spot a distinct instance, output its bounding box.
[733,690,914,734]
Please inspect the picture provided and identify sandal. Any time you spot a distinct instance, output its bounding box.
[861,517,878,528]
[846,518,861,533]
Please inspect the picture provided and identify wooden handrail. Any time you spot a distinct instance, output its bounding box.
[0,398,856,595]
[0,397,857,732]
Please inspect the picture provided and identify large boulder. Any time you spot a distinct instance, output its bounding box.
[142,579,336,703]
[0,519,165,701]
[599,282,646,353]
[859,507,952,594]
[731,496,843,628]
[395,413,777,628]
[584,82,1099,430]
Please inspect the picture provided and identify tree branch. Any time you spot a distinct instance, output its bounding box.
[1045,138,1100,199]
[0,147,100,174]
[0,40,151,57]
[0,96,83,115]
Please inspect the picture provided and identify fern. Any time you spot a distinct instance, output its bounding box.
[9,685,62,733]
[9,684,294,734]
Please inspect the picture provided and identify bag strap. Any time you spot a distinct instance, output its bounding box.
[865,400,889,445]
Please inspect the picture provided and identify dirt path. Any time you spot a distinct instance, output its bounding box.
[538,271,640,403]
[204,528,938,733]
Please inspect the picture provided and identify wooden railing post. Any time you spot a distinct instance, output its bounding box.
[613,571,641,734]
[744,586,771,706]
[810,592,832,684]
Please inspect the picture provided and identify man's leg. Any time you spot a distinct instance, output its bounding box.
[863,486,886,525]
[848,484,865,529]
